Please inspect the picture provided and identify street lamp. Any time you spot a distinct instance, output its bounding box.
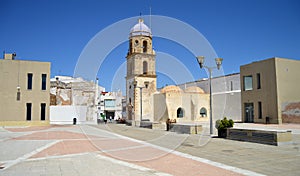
[133,80,149,122]
[196,56,223,135]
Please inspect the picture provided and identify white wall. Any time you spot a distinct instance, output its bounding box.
[50,106,87,125]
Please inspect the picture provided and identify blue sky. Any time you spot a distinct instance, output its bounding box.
[1,0,299,92]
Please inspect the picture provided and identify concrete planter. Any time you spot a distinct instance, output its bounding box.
[218,129,227,138]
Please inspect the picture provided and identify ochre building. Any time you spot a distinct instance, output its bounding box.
[0,53,50,125]
[240,57,300,124]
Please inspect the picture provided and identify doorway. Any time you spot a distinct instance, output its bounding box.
[105,111,115,121]
[244,103,254,123]
[40,103,46,121]
[26,103,32,121]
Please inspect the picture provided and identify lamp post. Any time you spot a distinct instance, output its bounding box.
[133,80,149,122]
[95,78,99,123]
[55,77,60,106]
[196,56,223,135]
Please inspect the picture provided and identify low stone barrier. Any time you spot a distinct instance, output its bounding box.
[169,124,202,134]
[140,121,153,129]
[152,122,166,130]
[130,120,153,129]
[227,128,292,146]
[125,120,132,126]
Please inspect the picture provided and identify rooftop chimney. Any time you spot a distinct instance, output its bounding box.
[4,53,16,60]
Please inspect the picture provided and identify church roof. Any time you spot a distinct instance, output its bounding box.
[184,86,205,94]
[130,18,151,37]
[160,85,183,93]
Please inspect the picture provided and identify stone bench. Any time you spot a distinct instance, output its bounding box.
[125,120,132,126]
[139,120,153,129]
[227,128,292,146]
[152,122,166,130]
[130,120,153,129]
[169,124,202,134]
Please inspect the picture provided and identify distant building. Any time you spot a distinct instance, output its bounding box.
[0,53,50,125]
[50,76,105,107]
[50,76,105,124]
[240,57,300,124]
[50,76,124,124]
[99,91,123,121]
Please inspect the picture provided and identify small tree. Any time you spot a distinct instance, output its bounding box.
[215,117,234,137]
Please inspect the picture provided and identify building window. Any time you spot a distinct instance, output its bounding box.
[41,74,47,90]
[41,103,46,121]
[143,41,147,53]
[177,107,184,118]
[230,81,233,91]
[243,75,253,91]
[105,99,115,108]
[258,101,262,119]
[257,73,261,89]
[143,61,148,74]
[27,73,33,90]
[26,103,32,121]
[200,107,207,117]
[16,92,21,101]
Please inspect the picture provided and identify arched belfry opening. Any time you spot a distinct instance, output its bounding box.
[143,61,148,74]
[143,41,147,53]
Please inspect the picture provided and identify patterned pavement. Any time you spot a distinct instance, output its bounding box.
[0,125,262,176]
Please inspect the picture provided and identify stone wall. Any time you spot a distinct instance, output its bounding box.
[282,102,300,123]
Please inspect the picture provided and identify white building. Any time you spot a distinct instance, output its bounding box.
[50,76,105,124]
[99,91,123,121]
[178,73,241,122]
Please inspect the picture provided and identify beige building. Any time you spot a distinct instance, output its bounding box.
[126,19,210,125]
[178,73,242,122]
[153,86,209,123]
[240,57,300,124]
[0,53,50,125]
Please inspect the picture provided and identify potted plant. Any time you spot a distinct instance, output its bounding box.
[215,117,234,138]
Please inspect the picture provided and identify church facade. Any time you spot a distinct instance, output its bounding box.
[126,18,210,126]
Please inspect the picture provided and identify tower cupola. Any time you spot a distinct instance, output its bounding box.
[130,18,152,37]
[127,18,155,57]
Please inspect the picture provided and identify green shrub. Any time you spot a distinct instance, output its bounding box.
[215,117,234,130]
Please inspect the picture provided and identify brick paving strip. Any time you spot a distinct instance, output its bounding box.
[91,127,264,176]
[1,125,265,176]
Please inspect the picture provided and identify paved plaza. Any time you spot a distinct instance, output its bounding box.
[0,123,299,176]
